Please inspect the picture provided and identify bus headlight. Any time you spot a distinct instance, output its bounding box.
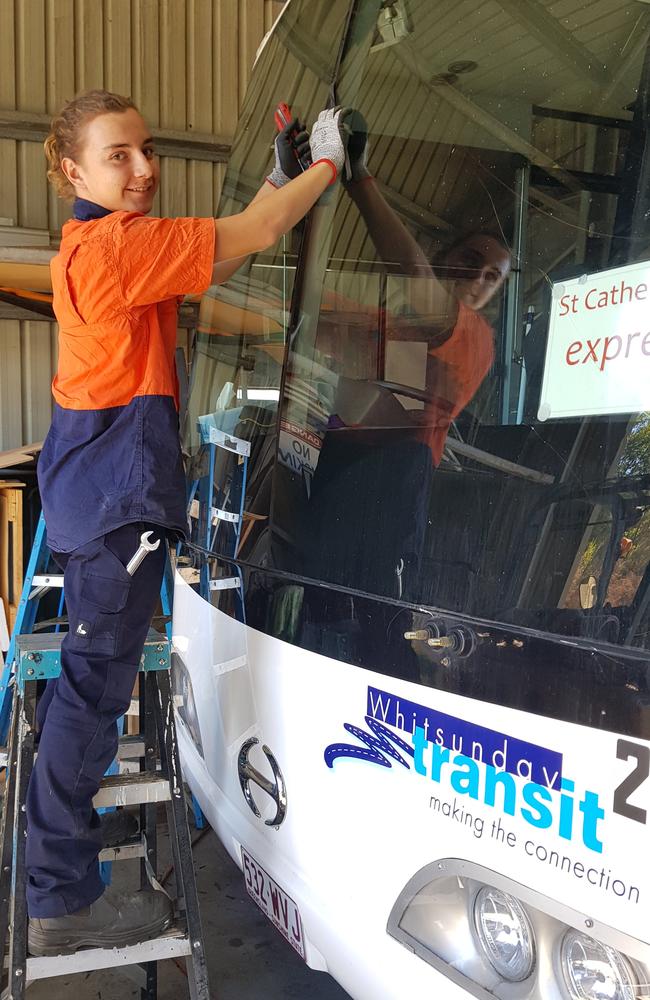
[388,860,650,1000]
[473,886,535,982]
[171,651,204,758]
[560,930,637,1000]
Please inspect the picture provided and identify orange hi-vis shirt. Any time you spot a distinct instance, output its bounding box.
[38,207,215,552]
[421,302,495,464]
[51,211,215,409]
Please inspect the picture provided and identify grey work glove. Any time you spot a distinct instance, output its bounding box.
[344,110,371,184]
[309,106,351,182]
[267,117,312,188]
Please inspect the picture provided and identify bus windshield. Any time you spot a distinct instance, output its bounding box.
[187,0,650,654]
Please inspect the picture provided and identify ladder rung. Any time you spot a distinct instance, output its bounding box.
[94,772,171,809]
[211,506,240,525]
[25,929,192,981]
[188,499,240,525]
[98,837,146,863]
[206,426,251,456]
[117,735,145,759]
[31,575,64,588]
[209,577,240,592]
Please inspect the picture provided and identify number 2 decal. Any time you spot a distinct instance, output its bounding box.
[613,739,649,824]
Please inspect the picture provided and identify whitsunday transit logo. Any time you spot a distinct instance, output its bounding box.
[324,686,606,855]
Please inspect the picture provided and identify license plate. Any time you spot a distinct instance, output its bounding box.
[241,847,305,960]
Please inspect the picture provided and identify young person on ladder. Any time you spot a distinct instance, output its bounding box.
[28,88,348,956]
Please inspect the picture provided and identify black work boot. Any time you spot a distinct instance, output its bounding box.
[99,809,139,848]
[28,887,173,956]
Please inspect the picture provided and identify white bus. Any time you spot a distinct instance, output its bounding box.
[171,1,650,997]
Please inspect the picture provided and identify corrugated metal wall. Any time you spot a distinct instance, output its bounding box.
[0,0,285,451]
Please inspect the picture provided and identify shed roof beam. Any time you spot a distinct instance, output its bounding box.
[0,301,52,322]
[275,17,336,85]
[431,82,582,193]
[0,298,200,327]
[599,9,650,107]
[494,0,610,89]
[391,45,581,194]
[0,110,231,163]
[528,186,579,226]
[377,180,452,234]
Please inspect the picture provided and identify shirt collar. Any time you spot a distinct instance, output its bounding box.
[72,198,114,222]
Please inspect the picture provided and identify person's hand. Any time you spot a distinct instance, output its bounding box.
[309,107,351,182]
[345,110,371,184]
[266,117,311,188]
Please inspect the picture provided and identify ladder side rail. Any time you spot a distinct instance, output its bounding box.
[54,587,66,633]
[163,547,205,831]
[233,453,247,624]
[160,547,174,643]
[0,516,51,742]
[0,689,20,967]
[206,445,216,553]
[234,452,248,557]
[197,446,213,600]
[207,444,224,553]
[140,669,159,1000]
[98,714,125,888]
[230,453,247,625]
[211,454,237,551]
[149,672,183,895]
[151,671,210,1000]
[8,682,37,999]
[213,448,248,622]
[6,514,50,668]
[189,793,205,831]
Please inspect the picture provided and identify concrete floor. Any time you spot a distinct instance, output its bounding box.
[28,820,351,1000]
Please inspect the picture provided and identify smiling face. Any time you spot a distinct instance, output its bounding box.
[443,234,511,311]
[61,108,159,213]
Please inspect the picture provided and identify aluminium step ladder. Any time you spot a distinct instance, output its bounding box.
[0,630,210,1000]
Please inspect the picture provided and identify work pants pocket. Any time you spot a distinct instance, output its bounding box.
[67,538,133,657]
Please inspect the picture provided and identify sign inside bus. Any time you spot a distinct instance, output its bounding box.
[538,260,650,420]
[278,419,323,485]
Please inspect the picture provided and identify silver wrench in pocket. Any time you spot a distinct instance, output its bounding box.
[126,530,161,576]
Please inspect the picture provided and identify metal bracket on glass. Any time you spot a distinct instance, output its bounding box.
[209,577,241,592]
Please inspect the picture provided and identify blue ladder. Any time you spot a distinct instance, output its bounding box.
[0,513,56,744]
[188,423,249,615]
[0,514,174,745]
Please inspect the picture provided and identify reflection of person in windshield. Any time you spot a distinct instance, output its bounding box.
[342,112,511,462]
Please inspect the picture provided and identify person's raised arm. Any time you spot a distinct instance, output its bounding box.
[211,109,343,285]
[343,112,456,331]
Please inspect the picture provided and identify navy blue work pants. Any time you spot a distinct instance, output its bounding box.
[25,522,166,917]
